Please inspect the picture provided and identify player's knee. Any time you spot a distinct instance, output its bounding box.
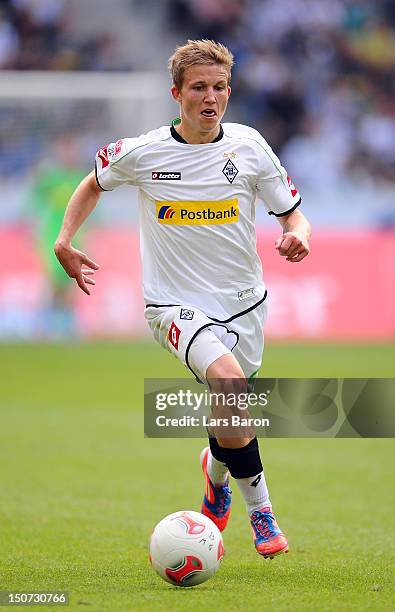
[207,353,244,379]
[205,352,247,398]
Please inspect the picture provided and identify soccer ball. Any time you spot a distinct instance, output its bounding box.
[149,510,224,587]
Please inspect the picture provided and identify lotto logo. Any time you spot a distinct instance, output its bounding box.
[168,322,181,350]
[152,171,181,180]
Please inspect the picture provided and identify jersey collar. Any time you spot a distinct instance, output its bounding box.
[170,118,224,144]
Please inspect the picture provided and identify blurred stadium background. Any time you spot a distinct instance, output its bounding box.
[0,0,394,345]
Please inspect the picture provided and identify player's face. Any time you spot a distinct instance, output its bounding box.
[171,64,231,140]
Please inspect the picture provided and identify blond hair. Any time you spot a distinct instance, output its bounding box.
[169,39,234,90]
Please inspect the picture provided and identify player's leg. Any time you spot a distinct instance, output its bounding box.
[195,346,264,535]
[145,303,287,556]
[144,306,236,531]
[188,330,237,531]
[205,306,288,558]
[189,326,279,546]
[206,355,288,557]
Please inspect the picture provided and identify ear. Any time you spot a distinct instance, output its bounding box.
[227,86,231,98]
[171,86,182,103]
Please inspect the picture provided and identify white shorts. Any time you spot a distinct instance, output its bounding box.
[144,294,268,382]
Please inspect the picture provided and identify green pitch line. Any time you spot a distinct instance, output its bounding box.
[0,342,394,611]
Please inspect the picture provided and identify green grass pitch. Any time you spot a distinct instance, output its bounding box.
[0,341,394,611]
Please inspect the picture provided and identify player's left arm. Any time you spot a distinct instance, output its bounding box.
[275,208,311,263]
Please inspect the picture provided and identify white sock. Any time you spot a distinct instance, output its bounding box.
[235,471,271,515]
[207,449,229,486]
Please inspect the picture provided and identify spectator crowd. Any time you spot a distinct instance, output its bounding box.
[0,0,394,222]
[0,0,128,70]
[168,0,395,191]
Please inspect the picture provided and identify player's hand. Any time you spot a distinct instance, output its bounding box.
[275,232,310,262]
[54,242,99,295]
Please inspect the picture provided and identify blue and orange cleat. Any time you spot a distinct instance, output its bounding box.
[250,506,289,559]
[200,447,231,532]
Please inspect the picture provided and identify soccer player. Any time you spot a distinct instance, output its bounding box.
[54,40,311,559]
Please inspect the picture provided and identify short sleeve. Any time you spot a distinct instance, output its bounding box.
[95,138,138,191]
[254,134,301,216]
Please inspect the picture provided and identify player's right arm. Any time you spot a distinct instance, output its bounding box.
[54,170,102,295]
[55,136,141,294]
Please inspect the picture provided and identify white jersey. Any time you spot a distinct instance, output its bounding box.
[95,122,301,319]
